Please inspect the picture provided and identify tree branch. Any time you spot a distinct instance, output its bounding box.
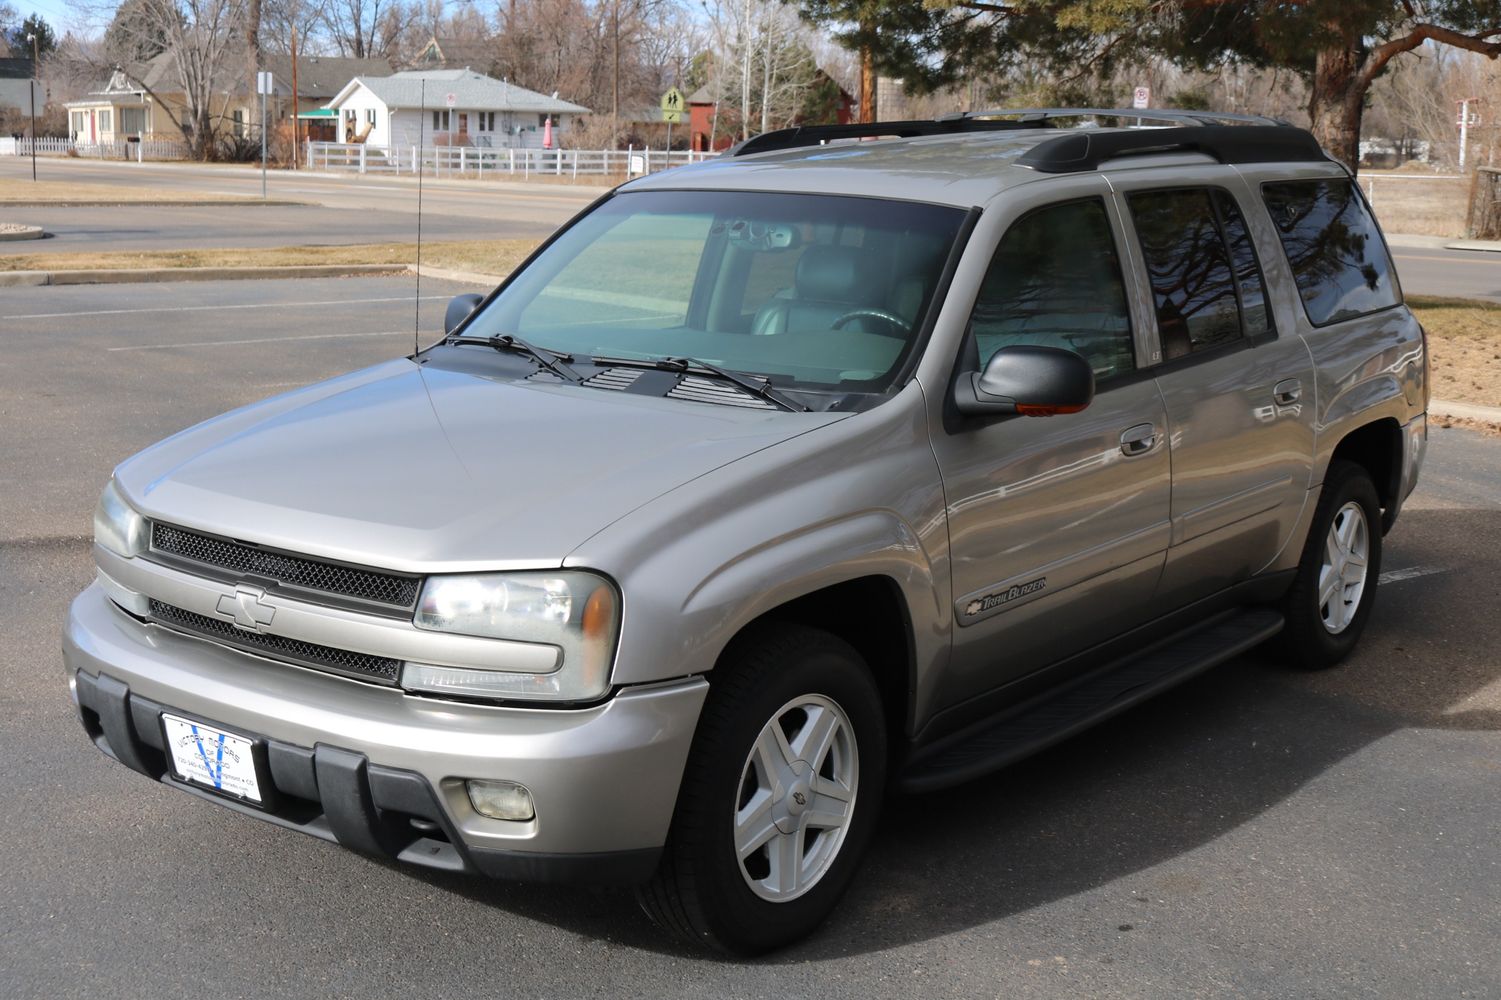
[1358,22,1501,93]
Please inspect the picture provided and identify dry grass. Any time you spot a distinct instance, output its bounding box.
[0,238,538,275]
[1359,171,1470,237]
[0,180,272,204]
[1409,295,1501,409]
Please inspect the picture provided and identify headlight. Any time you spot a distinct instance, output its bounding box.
[94,479,148,558]
[406,571,619,702]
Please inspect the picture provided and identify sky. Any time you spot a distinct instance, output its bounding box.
[13,0,109,41]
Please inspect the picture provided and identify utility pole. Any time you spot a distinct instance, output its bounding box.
[27,32,38,180]
[611,0,620,148]
[291,26,301,169]
[1458,97,1480,171]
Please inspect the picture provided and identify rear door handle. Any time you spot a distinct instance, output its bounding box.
[1274,378,1302,406]
[1120,423,1157,457]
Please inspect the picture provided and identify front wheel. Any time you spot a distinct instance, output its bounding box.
[637,623,887,954]
[1279,460,1383,669]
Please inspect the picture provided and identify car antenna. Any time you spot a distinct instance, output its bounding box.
[413,79,426,357]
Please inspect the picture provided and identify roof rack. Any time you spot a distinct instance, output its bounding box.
[726,117,1052,157]
[1016,124,1328,173]
[726,108,1329,174]
[948,107,1288,127]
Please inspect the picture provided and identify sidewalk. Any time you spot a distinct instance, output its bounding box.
[1387,232,1501,252]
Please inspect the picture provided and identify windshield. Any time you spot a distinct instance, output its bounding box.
[458,190,968,395]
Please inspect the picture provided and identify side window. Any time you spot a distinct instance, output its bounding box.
[1129,188,1244,359]
[1262,179,1399,326]
[1212,190,1272,338]
[969,199,1135,380]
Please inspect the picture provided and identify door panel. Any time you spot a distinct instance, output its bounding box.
[928,190,1172,714]
[1109,173,1316,609]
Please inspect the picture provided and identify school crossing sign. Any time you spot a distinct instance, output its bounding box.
[661,87,685,124]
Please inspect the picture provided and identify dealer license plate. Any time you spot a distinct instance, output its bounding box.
[161,713,263,803]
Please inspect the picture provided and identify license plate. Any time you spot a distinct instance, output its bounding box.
[161,713,263,803]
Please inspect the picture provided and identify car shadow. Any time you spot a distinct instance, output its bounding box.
[403,506,1501,960]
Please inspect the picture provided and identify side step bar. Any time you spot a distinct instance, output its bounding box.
[898,607,1285,794]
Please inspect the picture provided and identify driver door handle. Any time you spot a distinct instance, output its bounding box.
[1120,423,1158,457]
[1274,378,1303,406]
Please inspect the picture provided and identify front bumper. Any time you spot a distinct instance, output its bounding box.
[64,583,708,884]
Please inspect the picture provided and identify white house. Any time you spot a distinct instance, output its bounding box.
[325,69,590,150]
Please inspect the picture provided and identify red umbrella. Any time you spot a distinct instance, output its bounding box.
[542,116,554,149]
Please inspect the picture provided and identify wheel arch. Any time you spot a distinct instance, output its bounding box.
[1325,417,1404,532]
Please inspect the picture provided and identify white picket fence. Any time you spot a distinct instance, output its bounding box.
[306,141,714,178]
[0,136,189,160]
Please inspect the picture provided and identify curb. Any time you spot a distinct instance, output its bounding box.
[1430,399,1501,422]
[415,263,505,286]
[1444,239,1501,253]
[0,263,409,286]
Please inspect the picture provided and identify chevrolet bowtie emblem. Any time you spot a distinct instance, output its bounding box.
[216,585,275,632]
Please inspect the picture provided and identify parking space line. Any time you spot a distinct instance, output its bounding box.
[5,294,450,321]
[108,330,410,351]
[1378,565,1447,584]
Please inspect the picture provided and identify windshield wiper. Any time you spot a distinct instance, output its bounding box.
[595,355,809,412]
[452,334,585,384]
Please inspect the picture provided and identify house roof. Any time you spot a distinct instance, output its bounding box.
[331,69,590,115]
[416,36,500,71]
[89,51,392,100]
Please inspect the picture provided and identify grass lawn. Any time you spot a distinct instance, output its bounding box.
[0,239,538,275]
[1409,295,1501,411]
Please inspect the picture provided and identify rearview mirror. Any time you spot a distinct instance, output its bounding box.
[953,345,1095,417]
[444,293,485,336]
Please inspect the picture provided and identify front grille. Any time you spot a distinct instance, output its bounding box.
[148,599,402,685]
[151,523,420,610]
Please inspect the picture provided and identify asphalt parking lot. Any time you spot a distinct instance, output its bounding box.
[2,276,1499,998]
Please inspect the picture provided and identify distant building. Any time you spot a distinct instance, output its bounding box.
[62,52,391,144]
[686,71,854,152]
[325,68,589,149]
[410,36,503,78]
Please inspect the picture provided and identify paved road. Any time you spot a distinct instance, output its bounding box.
[1389,244,1501,304]
[2,277,1499,998]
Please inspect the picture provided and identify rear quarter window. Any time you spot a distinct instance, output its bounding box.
[1261,179,1400,326]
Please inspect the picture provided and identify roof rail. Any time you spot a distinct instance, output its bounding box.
[949,107,1288,127]
[1016,124,1329,173]
[726,117,1051,157]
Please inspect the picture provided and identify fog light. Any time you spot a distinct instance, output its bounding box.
[467,779,535,822]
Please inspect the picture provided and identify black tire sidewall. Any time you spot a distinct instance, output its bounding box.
[678,627,887,953]
[1284,461,1383,669]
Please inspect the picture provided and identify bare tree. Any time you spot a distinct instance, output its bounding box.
[323,0,415,59]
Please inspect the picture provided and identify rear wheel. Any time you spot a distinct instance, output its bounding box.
[637,622,886,954]
[1280,460,1383,669]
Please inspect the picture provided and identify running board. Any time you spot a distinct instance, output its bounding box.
[898,607,1284,794]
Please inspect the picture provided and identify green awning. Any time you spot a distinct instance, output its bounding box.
[295,108,338,119]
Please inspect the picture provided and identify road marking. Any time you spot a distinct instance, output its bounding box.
[108,330,410,351]
[5,294,450,322]
[1378,565,1447,585]
[1389,252,1501,266]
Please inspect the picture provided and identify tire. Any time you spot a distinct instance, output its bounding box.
[637,622,887,955]
[1279,460,1383,670]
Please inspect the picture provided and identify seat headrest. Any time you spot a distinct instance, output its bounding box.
[795,245,874,302]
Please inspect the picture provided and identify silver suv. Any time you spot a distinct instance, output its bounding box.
[65,110,1427,953]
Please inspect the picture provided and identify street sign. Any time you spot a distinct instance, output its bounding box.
[1132,86,1151,109]
[256,71,274,95]
[660,87,685,114]
[661,109,683,124]
[445,92,457,108]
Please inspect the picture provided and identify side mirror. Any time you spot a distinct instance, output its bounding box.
[444,293,485,336]
[953,345,1095,417]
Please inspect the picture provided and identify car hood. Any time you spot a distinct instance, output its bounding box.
[116,359,845,571]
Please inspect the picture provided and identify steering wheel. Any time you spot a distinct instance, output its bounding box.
[831,308,911,339]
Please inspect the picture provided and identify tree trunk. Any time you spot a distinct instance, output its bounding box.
[246,0,261,144]
[1308,36,1365,173]
[859,39,875,123]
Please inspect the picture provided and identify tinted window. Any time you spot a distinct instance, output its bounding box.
[1213,190,1272,338]
[1262,179,1399,326]
[1129,189,1243,359]
[969,199,1134,380]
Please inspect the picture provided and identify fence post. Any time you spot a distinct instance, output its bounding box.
[572,150,578,179]
[509,148,515,175]
[460,146,466,174]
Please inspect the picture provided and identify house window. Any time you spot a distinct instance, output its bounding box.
[478,112,495,131]
[98,110,112,132]
[432,109,450,131]
[366,108,376,126]
[121,107,146,134]
[232,109,245,137]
